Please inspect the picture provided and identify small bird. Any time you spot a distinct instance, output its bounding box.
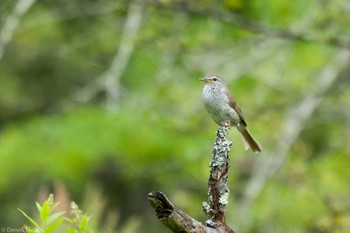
[200,75,262,153]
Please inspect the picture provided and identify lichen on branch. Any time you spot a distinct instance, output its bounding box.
[148,122,235,233]
[203,122,232,225]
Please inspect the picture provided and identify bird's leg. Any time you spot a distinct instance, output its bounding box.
[222,120,231,128]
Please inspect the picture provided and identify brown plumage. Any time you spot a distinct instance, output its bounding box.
[200,75,262,153]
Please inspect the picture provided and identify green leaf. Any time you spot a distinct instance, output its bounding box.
[49,202,60,212]
[18,209,40,229]
[40,200,50,223]
[36,202,42,212]
[43,218,64,233]
[63,217,75,224]
[46,211,65,225]
[79,214,90,232]
[67,226,78,233]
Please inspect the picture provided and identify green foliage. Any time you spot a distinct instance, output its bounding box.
[1,0,350,232]
[19,194,89,233]
[66,202,90,233]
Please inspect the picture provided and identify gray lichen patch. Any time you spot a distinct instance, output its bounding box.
[204,123,232,222]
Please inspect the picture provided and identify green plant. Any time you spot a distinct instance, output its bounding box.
[19,194,90,233]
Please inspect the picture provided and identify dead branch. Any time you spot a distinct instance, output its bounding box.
[203,122,231,225]
[148,123,234,233]
[104,1,143,109]
[72,1,144,107]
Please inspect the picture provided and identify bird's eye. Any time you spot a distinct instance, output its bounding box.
[213,78,217,81]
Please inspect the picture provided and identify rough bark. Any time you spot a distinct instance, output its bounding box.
[148,123,234,233]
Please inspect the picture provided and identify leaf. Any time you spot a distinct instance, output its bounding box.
[40,200,50,223]
[43,218,64,233]
[18,209,40,228]
[63,217,75,224]
[46,211,65,225]
[36,202,42,212]
[79,214,90,232]
[49,202,60,212]
[67,226,78,233]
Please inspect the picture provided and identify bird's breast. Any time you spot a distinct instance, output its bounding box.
[202,86,240,125]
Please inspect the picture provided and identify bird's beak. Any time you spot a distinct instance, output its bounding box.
[200,78,207,83]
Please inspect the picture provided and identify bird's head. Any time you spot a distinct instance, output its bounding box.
[200,75,225,88]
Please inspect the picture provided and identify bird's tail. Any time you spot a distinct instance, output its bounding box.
[239,128,262,153]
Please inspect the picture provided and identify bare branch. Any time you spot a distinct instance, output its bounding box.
[148,191,234,233]
[72,1,143,107]
[148,124,235,233]
[0,0,36,60]
[148,191,213,233]
[104,1,144,109]
[203,122,232,225]
[236,49,350,231]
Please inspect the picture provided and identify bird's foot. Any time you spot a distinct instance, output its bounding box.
[221,120,231,128]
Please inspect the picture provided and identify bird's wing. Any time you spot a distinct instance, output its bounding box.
[228,94,247,127]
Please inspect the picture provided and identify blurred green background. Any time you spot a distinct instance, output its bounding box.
[0,0,349,232]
